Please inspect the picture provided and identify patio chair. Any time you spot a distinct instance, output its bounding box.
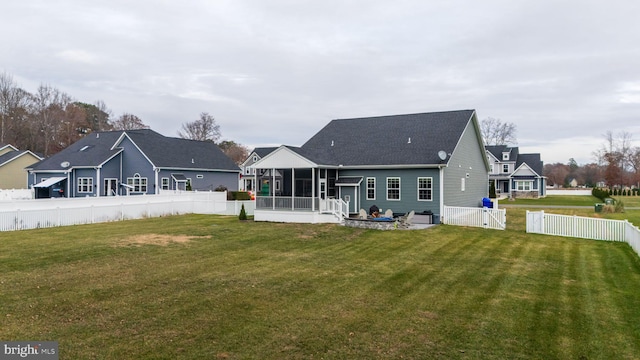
[405,210,415,224]
[397,210,415,229]
[384,209,393,218]
[359,208,368,219]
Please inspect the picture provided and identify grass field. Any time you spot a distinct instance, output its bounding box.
[2,212,640,359]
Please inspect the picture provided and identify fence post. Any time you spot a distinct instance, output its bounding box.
[16,208,20,231]
[58,207,61,226]
[483,207,488,229]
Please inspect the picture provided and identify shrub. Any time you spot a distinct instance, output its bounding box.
[229,191,252,200]
[592,187,609,202]
[214,185,228,192]
[489,180,497,199]
[239,204,247,220]
[615,200,625,213]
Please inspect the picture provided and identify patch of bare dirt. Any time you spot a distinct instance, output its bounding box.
[114,234,211,247]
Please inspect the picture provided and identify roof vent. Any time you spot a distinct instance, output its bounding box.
[331,140,334,147]
[407,137,411,144]
[96,133,99,139]
[191,158,195,164]
[80,145,90,152]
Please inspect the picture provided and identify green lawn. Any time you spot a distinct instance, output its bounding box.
[505,195,601,206]
[2,214,640,359]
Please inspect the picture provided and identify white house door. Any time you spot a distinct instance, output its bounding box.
[319,178,327,211]
[104,178,117,196]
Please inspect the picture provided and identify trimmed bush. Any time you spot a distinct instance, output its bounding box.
[231,191,252,200]
[239,204,247,220]
[592,188,609,202]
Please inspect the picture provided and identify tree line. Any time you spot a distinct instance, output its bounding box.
[545,131,640,188]
[0,71,248,163]
[480,117,639,189]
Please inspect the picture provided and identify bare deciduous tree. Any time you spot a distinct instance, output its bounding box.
[480,117,517,146]
[178,112,221,142]
[111,113,149,130]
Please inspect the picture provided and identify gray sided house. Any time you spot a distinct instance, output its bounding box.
[27,129,240,198]
[485,145,546,198]
[251,110,490,223]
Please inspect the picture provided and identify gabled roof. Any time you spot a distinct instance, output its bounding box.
[516,153,543,177]
[253,147,278,158]
[28,131,124,171]
[485,145,519,161]
[28,129,240,172]
[0,150,42,167]
[300,110,476,166]
[123,129,239,171]
[486,145,543,177]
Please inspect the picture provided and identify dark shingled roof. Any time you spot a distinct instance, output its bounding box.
[485,145,542,175]
[485,145,519,161]
[516,153,543,176]
[29,129,239,172]
[0,150,28,165]
[300,110,476,166]
[252,147,279,158]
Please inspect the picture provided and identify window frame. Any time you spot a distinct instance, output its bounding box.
[126,173,148,193]
[366,177,376,200]
[417,177,433,201]
[502,164,509,173]
[161,177,170,190]
[515,180,532,191]
[386,177,401,201]
[77,177,94,193]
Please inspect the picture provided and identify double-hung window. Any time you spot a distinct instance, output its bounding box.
[161,177,170,190]
[387,177,400,200]
[77,177,93,193]
[417,177,432,201]
[366,177,376,200]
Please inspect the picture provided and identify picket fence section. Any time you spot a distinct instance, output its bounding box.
[526,210,640,258]
[442,205,506,230]
[0,192,255,232]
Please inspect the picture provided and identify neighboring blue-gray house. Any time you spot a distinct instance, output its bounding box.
[251,110,490,223]
[485,145,545,198]
[27,129,240,198]
[239,147,278,192]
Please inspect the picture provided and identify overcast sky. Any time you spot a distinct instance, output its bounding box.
[3,0,640,165]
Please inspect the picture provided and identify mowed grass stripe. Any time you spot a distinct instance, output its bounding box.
[1,214,640,358]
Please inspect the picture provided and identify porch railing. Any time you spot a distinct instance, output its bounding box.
[256,196,316,211]
[255,196,349,219]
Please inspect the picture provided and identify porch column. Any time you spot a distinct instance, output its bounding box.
[291,168,295,211]
[312,168,315,211]
[95,167,101,197]
[272,168,276,210]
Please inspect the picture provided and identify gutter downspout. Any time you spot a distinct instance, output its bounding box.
[439,164,445,222]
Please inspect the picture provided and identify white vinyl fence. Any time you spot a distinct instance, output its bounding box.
[526,210,640,258]
[0,191,255,231]
[442,205,506,230]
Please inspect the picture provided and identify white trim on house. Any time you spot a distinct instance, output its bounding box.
[253,146,318,169]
